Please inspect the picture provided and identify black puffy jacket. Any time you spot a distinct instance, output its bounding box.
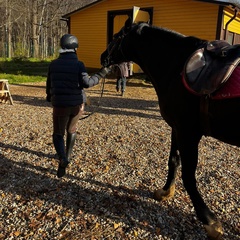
[46,52,100,107]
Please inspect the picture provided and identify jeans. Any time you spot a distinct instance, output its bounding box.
[116,77,126,92]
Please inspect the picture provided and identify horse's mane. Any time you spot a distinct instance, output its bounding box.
[135,22,206,47]
[136,22,185,40]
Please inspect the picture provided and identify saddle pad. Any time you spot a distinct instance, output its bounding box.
[183,41,240,95]
[211,66,240,100]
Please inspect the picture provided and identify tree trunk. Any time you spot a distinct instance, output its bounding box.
[32,0,39,58]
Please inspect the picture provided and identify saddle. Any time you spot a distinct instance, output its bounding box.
[183,40,240,95]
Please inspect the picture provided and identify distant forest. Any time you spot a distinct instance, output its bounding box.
[0,0,97,59]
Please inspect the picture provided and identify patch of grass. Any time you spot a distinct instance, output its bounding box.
[0,73,46,84]
[0,58,148,84]
[0,58,50,84]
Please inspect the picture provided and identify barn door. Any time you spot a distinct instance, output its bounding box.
[107,7,152,74]
[113,15,128,35]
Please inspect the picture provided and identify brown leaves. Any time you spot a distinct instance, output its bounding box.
[0,81,239,239]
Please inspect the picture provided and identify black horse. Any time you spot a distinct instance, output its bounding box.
[101,18,240,239]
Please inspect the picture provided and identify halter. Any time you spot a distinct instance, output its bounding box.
[102,29,127,67]
[102,22,151,67]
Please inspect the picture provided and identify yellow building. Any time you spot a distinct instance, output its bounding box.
[62,0,240,71]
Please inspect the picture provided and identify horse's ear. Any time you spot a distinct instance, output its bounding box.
[124,17,133,32]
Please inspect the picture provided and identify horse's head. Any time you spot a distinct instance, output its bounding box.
[101,18,149,67]
[100,18,132,67]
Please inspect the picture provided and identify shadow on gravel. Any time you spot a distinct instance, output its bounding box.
[0,148,239,239]
[85,95,162,120]
[0,142,55,159]
[2,82,238,239]
[0,153,206,239]
[10,93,162,120]
[12,83,46,89]
[106,78,153,88]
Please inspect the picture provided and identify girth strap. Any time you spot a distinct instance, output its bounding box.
[200,95,211,136]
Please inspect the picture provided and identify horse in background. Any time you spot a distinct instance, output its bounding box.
[101,18,240,239]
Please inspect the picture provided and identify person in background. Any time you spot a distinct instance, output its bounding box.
[114,62,130,96]
[46,34,110,178]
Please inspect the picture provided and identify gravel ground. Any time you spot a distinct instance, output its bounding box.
[0,79,239,240]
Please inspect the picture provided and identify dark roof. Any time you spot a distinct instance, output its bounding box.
[195,0,240,8]
[62,0,240,19]
[62,0,103,18]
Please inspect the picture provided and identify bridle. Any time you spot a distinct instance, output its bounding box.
[102,29,128,67]
[102,22,150,67]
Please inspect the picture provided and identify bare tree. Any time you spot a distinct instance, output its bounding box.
[0,0,90,59]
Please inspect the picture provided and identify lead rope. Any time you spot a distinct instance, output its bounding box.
[79,76,106,120]
[98,76,106,106]
[80,63,127,120]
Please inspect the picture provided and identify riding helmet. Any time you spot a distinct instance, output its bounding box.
[60,34,79,49]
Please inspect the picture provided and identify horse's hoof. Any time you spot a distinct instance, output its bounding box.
[153,185,175,201]
[204,221,223,240]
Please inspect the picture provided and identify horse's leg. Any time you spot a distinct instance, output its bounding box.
[179,133,223,240]
[154,130,180,201]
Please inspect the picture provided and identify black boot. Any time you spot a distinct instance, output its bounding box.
[66,132,77,162]
[53,134,69,178]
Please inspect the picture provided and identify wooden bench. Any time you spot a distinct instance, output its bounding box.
[0,79,13,105]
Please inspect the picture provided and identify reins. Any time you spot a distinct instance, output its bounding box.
[103,30,127,67]
[98,76,106,106]
[103,38,121,67]
[79,76,106,120]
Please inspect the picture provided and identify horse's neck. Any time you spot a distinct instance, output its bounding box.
[130,31,204,95]
[131,30,204,76]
